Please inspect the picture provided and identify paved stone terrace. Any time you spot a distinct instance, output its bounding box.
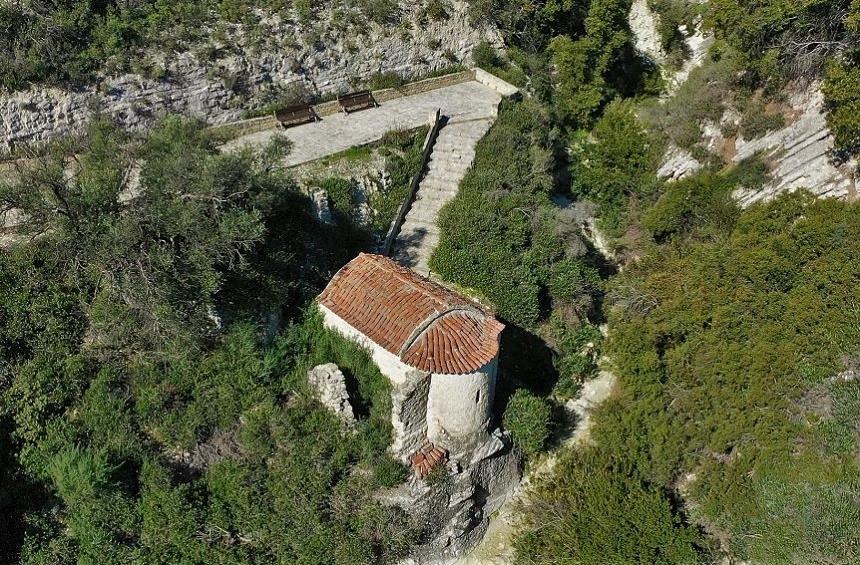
[222,80,501,166]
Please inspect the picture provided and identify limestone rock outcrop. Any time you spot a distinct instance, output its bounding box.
[730,85,857,206]
[307,363,356,427]
[0,1,500,153]
[381,428,521,564]
[628,0,667,65]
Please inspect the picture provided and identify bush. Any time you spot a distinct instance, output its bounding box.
[571,99,661,233]
[641,53,736,149]
[472,41,504,69]
[321,176,357,221]
[421,0,451,21]
[515,446,707,563]
[605,191,860,561]
[366,71,405,90]
[548,318,602,399]
[707,0,854,81]
[642,170,740,242]
[822,51,860,163]
[739,99,786,139]
[502,389,552,457]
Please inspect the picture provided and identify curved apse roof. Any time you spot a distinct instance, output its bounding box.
[317,253,504,375]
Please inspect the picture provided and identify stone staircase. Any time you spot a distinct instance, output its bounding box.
[393,116,495,274]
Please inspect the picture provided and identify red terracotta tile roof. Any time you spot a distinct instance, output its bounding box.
[317,253,504,374]
[411,441,448,478]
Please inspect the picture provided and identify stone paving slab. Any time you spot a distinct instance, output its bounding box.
[222,81,501,166]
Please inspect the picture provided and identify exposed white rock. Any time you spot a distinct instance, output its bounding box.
[390,428,521,564]
[0,2,500,153]
[629,0,667,65]
[658,144,703,180]
[310,189,335,225]
[731,84,857,207]
[668,23,714,94]
[307,363,356,427]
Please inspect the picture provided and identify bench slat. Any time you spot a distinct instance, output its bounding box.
[275,103,318,127]
[337,90,377,114]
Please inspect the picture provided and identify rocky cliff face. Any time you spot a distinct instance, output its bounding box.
[0,1,498,153]
[729,85,858,206]
[628,2,857,206]
[655,81,858,206]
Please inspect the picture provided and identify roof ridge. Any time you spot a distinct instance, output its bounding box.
[317,253,503,374]
[398,306,485,359]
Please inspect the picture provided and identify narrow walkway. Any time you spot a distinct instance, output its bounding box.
[222,81,501,167]
[393,116,495,274]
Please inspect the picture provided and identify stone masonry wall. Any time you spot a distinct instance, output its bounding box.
[0,1,500,153]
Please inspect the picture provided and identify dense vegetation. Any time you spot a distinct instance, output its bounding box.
[430,0,860,562]
[429,100,606,412]
[469,0,660,127]
[0,119,417,562]
[2,0,859,562]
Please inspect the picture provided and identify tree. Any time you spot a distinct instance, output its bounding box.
[570,99,660,230]
[823,51,860,163]
[0,117,268,351]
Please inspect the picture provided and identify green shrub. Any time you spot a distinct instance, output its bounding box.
[605,191,860,561]
[707,0,854,82]
[371,127,426,236]
[647,0,697,64]
[548,0,658,128]
[373,456,408,487]
[641,53,736,149]
[642,169,741,242]
[472,41,499,69]
[739,100,786,139]
[515,446,707,563]
[366,71,405,90]
[320,176,356,221]
[548,318,603,399]
[502,389,552,457]
[822,51,860,163]
[421,0,451,21]
[571,99,661,233]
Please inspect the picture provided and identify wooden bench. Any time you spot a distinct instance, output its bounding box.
[337,90,378,114]
[275,103,318,128]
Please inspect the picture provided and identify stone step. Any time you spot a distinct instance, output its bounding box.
[430,147,473,158]
[403,208,443,225]
[416,181,458,196]
[429,151,474,163]
[427,158,472,172]
[391,114,497,272]
[416,185,459,200]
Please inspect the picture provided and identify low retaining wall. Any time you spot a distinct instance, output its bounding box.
[210,68,517,143]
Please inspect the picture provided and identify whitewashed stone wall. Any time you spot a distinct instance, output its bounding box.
[319,304,417,385]
[0,1,500,153]
[426,359,497,455]
[319,303,499,460]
